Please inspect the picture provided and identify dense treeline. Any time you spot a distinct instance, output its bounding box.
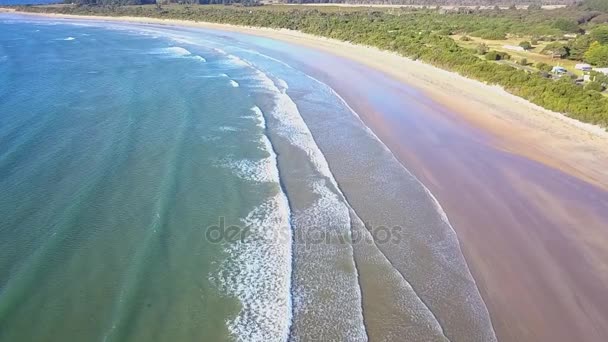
[282,0,579,6]
[584,0,608,12]
[69,0,156,5]
[60,0,590,8]
[18,4,608,127]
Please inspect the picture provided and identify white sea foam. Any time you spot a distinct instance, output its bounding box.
[207,50,365,339]
[215,108,272,183]
[245,66,367,340]
[164,46,191,56]
[250,106,264,128]
[154,46,208,62]
[211,105,293,342]
[225,54,251,68]
[298,69,497,340]
[254,71,341,185]
[216,156,273,183]
[62,37,75,41]
[229,80,240,88]
[195,73,227,79]
[217,126,239,132]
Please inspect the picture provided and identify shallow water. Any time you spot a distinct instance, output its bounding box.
[0,15,495,341]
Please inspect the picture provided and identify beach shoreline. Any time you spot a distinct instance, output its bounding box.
[3,10,608,342]
[4,8,608,192]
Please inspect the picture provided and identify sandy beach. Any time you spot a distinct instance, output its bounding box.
[3,9,608,341]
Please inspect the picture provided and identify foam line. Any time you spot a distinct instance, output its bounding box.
[300,72,498,341]
[216,45,493,339]
[210,105,293,342]
[245,66,368,340]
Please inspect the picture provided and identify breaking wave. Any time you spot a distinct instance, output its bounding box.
[210,104,293,342]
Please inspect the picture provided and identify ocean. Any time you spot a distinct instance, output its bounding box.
[0,15,496,341]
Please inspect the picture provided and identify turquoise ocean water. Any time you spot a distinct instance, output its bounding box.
[0,15,496,342]
[0,17,296,341]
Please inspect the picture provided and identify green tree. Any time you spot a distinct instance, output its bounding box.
[590,25,608,45]
[552,18,580,33]
[584,41,608,66]
[519,41,532,50]
[568,35,592,60]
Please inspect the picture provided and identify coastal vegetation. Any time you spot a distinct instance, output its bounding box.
[14,2,608,127]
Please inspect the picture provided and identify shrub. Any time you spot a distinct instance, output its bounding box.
[536,62,553,72]
[460,36,472,41]
[474,29,507,40]
[486,51,500,60]
[486,50,510,61]
[590,71,608,85]
[476,43,489,55]
[519,58,528,66]
[519,41,533,50]
[498,51,511,60]
[436,29,453,36]
[586,81,605,92]
[542,42,570,58]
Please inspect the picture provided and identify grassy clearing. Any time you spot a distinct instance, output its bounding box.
[453,34,586,76]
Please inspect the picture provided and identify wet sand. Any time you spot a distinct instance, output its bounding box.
[285,53,608,342]
[4,10,608,341]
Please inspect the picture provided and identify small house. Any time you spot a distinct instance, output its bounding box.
[552,66,567,74]
[575,64,592,71]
